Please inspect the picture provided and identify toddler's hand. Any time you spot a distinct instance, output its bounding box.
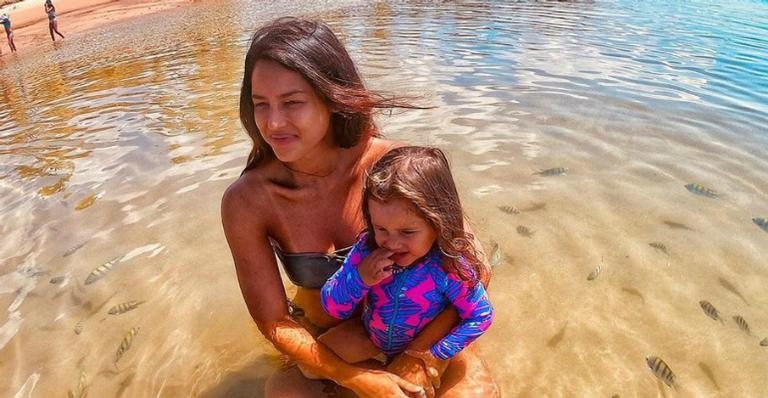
[358,248,395,286]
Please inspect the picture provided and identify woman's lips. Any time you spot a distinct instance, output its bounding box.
[270,134,297,146]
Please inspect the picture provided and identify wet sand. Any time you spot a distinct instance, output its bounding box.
[0,0,192,53]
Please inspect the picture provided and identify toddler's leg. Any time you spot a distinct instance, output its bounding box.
[296,317,381,380]
[317,317,382,364]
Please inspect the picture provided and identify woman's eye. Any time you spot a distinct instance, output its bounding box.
[253,103,267,110]
[401,231,415,236]
[285,100,303,107]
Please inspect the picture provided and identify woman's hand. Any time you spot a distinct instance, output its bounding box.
[343,369,426,398]
[357,247,395,286]
[387,353,434,398]
[404,350,449,391]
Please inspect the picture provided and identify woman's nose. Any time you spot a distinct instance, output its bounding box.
[267,107,287,130]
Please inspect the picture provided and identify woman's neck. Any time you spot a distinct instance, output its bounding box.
[282,145,342,179]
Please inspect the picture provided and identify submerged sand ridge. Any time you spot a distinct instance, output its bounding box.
[2,0,768,396]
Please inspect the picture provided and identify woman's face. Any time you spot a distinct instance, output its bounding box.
[250,59,334,163]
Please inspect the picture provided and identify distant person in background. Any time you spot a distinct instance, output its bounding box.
[44,0,65,41]
[0,13,17,54]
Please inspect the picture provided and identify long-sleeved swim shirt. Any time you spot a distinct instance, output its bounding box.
[321,233,494,360]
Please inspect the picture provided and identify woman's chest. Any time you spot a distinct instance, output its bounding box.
[268,181,365,251]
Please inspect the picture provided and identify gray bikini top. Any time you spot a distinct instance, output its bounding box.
[272,244,352,289]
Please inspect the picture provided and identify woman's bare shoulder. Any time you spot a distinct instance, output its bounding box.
[221,168,277,267]
[223,170,263,207]
[365,137,406,162]
[371,137,405,151]
[221,164,279,226]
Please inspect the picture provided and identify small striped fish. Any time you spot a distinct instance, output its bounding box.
[587,266,601,281]
[108,301,145,315]
[698,301,723,323]
[488,241,503,268]
[534,167,568,176]
[733,315,751,336]
[498,205,520,215]
[752,218,768,232]
[685,183,718,198]
[517,225,534,237]
[587,258,603,281]
[84,255,123,285]
[648,242,669,255]
[115,327,140,365]
[49,276,65,285]
[63,241,88,258]
[646,356,677,388]
[760,338,767,347]
[67,371,88,398]
[74,321,84,335]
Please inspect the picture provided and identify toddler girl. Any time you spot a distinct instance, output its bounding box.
[320,146,494,377]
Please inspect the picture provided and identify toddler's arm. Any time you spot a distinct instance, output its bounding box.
[321,239,371,319]
[430,274,494,360]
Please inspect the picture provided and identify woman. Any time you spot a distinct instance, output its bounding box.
[44,0,65,42]
[221,17,499,398]
[0,13,17,54]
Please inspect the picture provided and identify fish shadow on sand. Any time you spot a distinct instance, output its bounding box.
[698,362,720,391]
[621,287,646,305]
[115,372,136,398]
[546,323,568,348]
[94,370,135,398]
[521,202,547,212]
[718,277,749,306]
[661,220,694,231]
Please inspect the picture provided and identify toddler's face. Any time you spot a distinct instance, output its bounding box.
[369,198,437,267]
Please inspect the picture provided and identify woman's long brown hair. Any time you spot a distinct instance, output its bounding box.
[239,17,420,172]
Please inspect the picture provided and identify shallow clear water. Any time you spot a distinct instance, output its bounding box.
[1,0,767,396]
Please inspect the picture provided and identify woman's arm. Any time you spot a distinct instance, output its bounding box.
[387,309,457,397]
[221,181,422,397]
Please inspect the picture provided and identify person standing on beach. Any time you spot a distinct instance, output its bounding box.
[44,0,65,41]
[0,13,17,54]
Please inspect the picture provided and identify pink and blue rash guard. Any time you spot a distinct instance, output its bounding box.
[321,233,494,360]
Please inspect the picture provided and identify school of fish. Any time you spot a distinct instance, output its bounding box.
[494,173,766,394]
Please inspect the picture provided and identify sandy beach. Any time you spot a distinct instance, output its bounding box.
[0,0,192,53]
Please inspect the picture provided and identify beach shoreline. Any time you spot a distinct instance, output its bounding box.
[0,0,193,54]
